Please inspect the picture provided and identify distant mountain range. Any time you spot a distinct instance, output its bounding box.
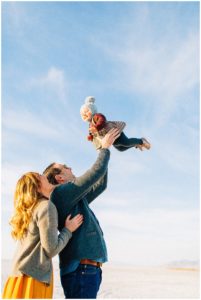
[166,260,199,268]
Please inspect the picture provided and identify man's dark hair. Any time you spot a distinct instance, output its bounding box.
[43,163,61,185]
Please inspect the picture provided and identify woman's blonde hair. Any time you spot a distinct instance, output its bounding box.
[10,172,42,240]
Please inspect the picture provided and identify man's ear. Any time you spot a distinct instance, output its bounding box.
[55,174,63,183]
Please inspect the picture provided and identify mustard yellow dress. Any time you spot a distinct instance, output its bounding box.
[2,274,53,299]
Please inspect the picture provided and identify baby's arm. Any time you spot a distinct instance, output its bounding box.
[89,123,98,134]
[114,121,126,132]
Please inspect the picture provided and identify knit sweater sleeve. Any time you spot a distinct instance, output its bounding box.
[86,170,108,204]
[36,201,72,258]
[52,148,110,210]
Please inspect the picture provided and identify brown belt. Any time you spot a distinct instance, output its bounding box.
[80,259,102,267]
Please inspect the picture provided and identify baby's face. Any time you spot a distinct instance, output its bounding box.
[80,107,92,122]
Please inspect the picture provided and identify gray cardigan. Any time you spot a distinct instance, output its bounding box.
[10,199,72,284]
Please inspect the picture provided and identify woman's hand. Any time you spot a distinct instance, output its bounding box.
[65,214,83,233]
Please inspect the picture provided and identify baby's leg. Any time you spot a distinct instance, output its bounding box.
[113,132,143,150]
[113,144,129,151]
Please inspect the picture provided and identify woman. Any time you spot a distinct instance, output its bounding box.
[2,172,83,299]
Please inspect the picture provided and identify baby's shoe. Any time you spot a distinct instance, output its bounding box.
[141,138,151,150]
[135,144,143,151]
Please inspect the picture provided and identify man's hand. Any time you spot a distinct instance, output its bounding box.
[101,128,121,149]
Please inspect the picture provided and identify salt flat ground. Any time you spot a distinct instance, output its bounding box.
[1,260,199,298]
[97,264,199,299]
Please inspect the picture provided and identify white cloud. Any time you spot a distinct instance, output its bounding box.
[90,17,199,128]
[110,151,149,175]
[96,208,199,265]
[113,32,199,98]
[29,67,68,104]
[99,208,198,235]
[2,108,61,139]
[4,2,29,35]
[152,122,199,175]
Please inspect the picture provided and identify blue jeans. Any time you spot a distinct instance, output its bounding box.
[60,264,102,299]
[113,132,143,152]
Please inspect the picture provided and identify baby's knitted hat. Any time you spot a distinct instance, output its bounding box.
[80,96,98,115]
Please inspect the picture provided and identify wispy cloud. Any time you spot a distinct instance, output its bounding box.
[3,2,29,36]
[110,32,199,98]
[99,208,199,235]
[89,10,199,128]
[2,108,61,139]
[154,133,199,176]
[96,208,199,265]
[29,67,68,104]
[111,151,149,175]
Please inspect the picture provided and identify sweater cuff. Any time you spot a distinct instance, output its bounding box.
[99,148,110,154]
[62,227,73,238]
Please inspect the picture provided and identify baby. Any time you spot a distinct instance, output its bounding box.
[80,96,151,151]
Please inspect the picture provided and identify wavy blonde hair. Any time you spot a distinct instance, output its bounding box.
[10,172,42,240]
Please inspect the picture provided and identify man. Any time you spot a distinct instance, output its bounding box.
[43,128,120,299]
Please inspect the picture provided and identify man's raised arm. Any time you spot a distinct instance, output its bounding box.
[51,128,120,210]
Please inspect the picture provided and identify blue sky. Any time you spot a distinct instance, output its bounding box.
[1,1,200,266]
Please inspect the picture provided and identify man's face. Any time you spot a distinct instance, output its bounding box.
[54,163,76,184]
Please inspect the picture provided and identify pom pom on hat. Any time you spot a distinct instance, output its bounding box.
[85,96,96,105]
[80,96,98,115]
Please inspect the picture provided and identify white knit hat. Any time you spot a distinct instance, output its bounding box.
[80,96,98,115]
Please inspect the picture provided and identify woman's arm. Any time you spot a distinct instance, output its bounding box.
[37,201,72,258]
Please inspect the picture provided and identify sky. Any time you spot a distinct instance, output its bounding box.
[1,1,200,267]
